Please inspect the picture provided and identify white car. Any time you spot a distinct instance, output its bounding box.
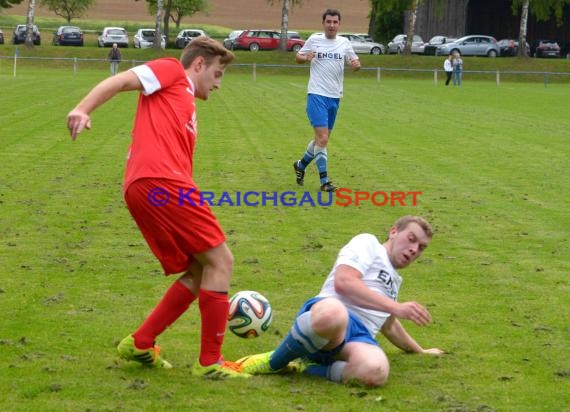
[387,34,425,54]
[133,28,166,49]
[339,33,385,55]
[98,27,128,48]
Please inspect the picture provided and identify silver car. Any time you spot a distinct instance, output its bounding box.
[133,28,166,49]
[387,34,425,54]
[436,35,499,57]
[339,33,385,55]
[223,30,244,50]
[98,27,128,48]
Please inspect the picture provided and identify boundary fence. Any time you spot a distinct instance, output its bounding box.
[2,55,570,86]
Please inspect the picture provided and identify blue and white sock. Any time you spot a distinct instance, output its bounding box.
[314,145,329,184]
[269,311,328,370]
[304,360,347,383]
[299,140,316,169]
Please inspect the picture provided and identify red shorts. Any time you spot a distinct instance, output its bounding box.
[124,178,226,275]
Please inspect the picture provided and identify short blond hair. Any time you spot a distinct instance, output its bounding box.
[393,215,433,239]
[180,36,235,69]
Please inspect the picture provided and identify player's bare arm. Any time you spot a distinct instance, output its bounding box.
[381,316,444,355]
[334,264,432,326]
[67,71,143,140]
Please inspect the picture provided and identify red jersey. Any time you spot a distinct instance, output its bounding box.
[124,58,197,190]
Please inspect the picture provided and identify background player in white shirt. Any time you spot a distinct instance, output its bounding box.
[237,216,444,387]
[293,9,361,192]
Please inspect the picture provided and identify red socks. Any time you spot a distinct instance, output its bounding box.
[198,289,229,366]
[131,284,229,366]
[133,280,196,349]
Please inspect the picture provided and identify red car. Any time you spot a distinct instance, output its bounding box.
[234,30,304,52]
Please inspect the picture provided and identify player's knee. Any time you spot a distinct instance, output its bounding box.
[311,298,348,333]
[352,363,389,388]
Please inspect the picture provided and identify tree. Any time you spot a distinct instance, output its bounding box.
[138,0,207,42]
[512,0,570,56]
[25,0,36,49]
[404,0,419,54]
[0,0,24,8]
[267,0,303,52]
[154,0,163,49]
[39,0,94,23]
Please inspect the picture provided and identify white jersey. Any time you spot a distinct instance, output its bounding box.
[300,33,358,98]
[317,233,402,336]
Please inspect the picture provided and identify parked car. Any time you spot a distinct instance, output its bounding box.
[423,35,457,55]
[353,32,374,42]
[98,27,128,47]
[387,34,425,54]
[435,35,499,57]
[560,43,570,59]
[223,29,244,50]
[52,26,83,46]
[233,29,305,52]
[0,29,4,44]
[175,29,206,49]
[12,24,41,45]
[497,39,529,56]
[133,28,166,49]
[531,39,560,58]
[339,33,385,55]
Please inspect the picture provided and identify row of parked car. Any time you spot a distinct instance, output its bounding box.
[0,24,208,49]
[1,25,568,58]
[389,33,568,58]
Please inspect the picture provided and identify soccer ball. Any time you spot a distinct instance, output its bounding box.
[227,290,273,338]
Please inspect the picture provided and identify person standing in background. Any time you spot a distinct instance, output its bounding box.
[444,53,453,86]
[452,51,463,86]
[108,43,122,76]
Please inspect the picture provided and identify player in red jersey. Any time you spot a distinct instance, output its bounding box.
[67,37,249,378]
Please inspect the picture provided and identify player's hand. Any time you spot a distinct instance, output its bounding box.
[422,348,445,355]
[349,58,361,71]
[307,51,316,61]
[394,301,432,326]
[67,109,92,140]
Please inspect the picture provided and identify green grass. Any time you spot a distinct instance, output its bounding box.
[0,65,569,411]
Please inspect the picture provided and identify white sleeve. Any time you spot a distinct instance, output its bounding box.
[130,64,161,96]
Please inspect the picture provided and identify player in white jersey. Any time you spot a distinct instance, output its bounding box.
[292,9,360,192]
[237,216,444,387]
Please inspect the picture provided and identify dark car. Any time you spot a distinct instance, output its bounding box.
[560,43,570,59]
[531,40,560,58]
[175,29,206,49]
[423,35,457,55]
[497,39,530,56]
[52,26,84,46]
[234,29,305,52]
[12,24,41,45]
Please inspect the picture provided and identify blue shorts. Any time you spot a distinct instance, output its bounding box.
[306,94,340,130]
[297,297,379,365]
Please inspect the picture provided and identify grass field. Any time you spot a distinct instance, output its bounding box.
[1,63,569,412]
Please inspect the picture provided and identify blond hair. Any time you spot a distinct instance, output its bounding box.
[180,36,235,69]
[393,215,433,239]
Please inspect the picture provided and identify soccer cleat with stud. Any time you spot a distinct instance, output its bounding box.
[236,351,282,375]
[285,357,318,373]
[293,161,305,186]
[320,181,338,192]
[191,359,251,379]
[117,334,172,369]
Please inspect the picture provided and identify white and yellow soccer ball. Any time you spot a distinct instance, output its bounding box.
[227,290,273,338]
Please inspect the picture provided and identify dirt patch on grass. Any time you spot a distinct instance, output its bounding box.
[6,0,371,32]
